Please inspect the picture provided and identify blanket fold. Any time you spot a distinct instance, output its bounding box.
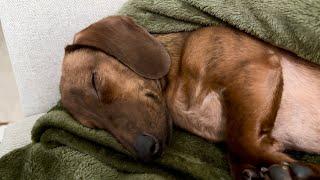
[0,102,232,179]
[1,0,320,179]
[119,0,320,65]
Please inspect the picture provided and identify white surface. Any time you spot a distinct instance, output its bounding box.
[0,0,127,157]
[0,113,44,158]
[0,125,6,143]
[0,0,127,117]
[0,23,24,123]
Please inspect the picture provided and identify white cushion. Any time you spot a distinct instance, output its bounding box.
[0,113,44,158]
[0,0,127,117]
[0,125,6,143]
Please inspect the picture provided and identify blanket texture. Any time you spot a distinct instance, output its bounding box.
[0,103,319,180]
[1,0,320,179]
[0,103,231,179]
[118,0,320,65]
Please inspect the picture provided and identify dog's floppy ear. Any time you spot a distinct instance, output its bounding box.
[73,16,171,79]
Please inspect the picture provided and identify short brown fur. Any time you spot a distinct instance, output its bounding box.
[60,16,320,179]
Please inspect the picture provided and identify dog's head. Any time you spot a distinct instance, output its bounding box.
[60,16,172,162]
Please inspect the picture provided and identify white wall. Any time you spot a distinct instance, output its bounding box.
[0,22,24,123]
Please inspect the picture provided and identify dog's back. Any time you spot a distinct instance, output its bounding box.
[158,26,320,178]
[156,27,320,154]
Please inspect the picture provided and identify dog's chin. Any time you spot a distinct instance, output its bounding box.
[135,154,156,163]
[135,147,163,163]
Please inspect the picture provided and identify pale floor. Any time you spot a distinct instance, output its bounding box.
[0,22,24,125]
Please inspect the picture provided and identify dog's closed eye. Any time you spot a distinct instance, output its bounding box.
[91,72,99,98]
[145,91,160,102]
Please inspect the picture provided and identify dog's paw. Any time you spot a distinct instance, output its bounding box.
[263,162,315,180]
[266,163,291,180]
[242,168,265,180]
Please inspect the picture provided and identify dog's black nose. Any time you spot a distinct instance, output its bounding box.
[134,134,161,162]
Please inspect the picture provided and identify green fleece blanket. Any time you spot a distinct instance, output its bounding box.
[0,104,319,180]
[1,0,320,179]
[0,103,231,179]
[119,0,320,65]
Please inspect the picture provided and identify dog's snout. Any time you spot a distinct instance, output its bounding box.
[134,134,161,162]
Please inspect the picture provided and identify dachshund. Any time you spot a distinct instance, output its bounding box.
[60,16,320,179]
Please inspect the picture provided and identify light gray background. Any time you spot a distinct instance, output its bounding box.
[0,0,127,117]
[0,22,23,123]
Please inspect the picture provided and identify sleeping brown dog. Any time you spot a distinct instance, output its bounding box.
[60,16,320,179]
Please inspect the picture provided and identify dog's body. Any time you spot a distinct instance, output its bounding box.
[60,16,320,179]
[158,28,320,178]
[158,27,320,153]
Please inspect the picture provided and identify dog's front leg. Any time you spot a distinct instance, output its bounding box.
[221,54,320,179]
[222,55,296,179]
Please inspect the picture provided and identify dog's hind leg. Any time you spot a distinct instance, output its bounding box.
[220,54,320,179]
[224,53,292,164]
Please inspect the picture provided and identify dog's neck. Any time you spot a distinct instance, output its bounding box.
[156,32,227,141]
[154,32,190,91]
